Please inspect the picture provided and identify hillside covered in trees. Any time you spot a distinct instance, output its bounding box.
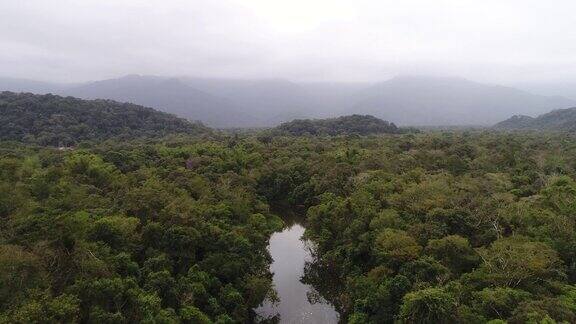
[274,114,403,136]
[0,92,210,146]
[495,107,576,131]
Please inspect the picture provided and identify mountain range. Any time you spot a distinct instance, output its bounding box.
[1,75,574,128]
[494,108,576,131]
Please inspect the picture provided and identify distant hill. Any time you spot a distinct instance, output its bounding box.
[274,114,402,136]
[513,80,576,101]
[62,75,364,127]
[0,77,68,94]
[2,74,574,128]
[493,115,535,130]
[0,91,210,146]
[494,107,576,131]
[352,76,576,126]
[65,75,255,128]
[182,78,369,125]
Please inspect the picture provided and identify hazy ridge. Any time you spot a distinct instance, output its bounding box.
[1,75,574,128]
[495,107,576,131]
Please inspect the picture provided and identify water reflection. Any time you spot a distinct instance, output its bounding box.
[256,222,339,324]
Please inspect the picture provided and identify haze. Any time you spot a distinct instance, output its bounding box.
[3,0,576,85]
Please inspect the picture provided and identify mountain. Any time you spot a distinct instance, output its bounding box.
[2,74,574,128]
[183,77,330,125]
[493,115,535,129]
[273,114,403,136]
[65,75,255,128]
[64,75,576,127]
[513,80,576,101]
[66,75,364,127]
[0,91,210,146]
[183,78,370,122]
[352,76,576,126]
[0,77,69,94]
[494,107,576,131]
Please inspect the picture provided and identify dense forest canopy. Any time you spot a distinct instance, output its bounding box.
[495,107,576,131]
[0,92,210,146]
[0,139,283,323]
[274,114,404,136]
[3,101,576,323]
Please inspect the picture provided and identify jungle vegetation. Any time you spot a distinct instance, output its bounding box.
[273,115,403,136]
[0,92,210,146]
[2,95,576,323]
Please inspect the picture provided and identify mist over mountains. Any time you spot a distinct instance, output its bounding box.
[0,77,68,95]
[353,76,575,125]
[66,76,253,128]
[1,75,574,128]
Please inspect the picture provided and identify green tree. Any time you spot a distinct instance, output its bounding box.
[375,229,422,269]
[399,287,457,324]
[475,236,564,289]
[425,235,480,275]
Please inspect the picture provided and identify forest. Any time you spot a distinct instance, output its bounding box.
[3,131,576,323]
[0,92,210,146]
[3,94,576,323]
[273,115,405,136]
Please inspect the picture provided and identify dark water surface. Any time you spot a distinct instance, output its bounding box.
[255,223,339,323]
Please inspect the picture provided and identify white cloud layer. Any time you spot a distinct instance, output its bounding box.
[2,0,576,83]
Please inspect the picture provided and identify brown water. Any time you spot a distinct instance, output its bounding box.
[255,223,339,324]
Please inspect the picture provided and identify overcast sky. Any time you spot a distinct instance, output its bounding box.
[2,0,576,84]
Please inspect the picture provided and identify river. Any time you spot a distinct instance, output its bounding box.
[255,222,339,323]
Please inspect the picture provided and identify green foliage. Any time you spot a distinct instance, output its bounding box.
[375,229,422,269]
[180,306,211,324]
[0,139,280,322]
[0,245,47,310]
[474,236,563,290]
[472,287,532,320]
[274,114,405,136]
[425,235,480,275]
[0,91,210,146]
[509,298,576,324]
[290,131,576,322]
[399,287,457,324]
[3,127,576,323]
[4,293,80,324]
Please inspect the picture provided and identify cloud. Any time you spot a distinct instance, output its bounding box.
[2,0,576,83]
